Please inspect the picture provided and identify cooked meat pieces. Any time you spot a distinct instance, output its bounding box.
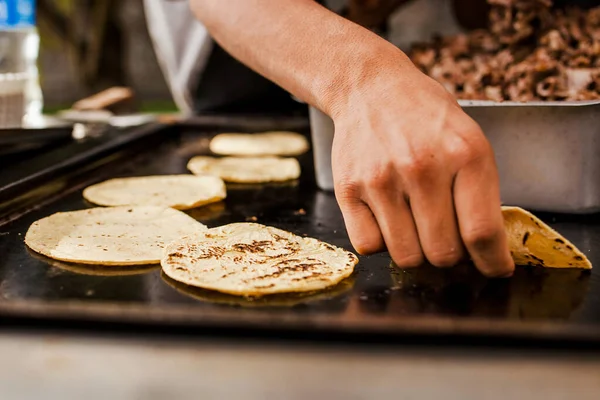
[410,0,600,101]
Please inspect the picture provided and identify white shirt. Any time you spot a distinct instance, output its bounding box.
[143,0,461,114]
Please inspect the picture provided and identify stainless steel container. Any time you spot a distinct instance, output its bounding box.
[309,100,600,213]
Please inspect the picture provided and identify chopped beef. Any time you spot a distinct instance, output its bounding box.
[409,0,600,101]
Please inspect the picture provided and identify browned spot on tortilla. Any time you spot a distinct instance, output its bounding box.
[251,259,326,281]
[253,284,275,289]
[232,240,273,253]
[271,234,287,242]
[530,254,545,265]
[197,247,226,259]
[292,271,332,281]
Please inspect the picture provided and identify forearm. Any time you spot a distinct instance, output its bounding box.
[189,0,415,116]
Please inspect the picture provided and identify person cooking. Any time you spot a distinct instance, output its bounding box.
[144,0,519,278]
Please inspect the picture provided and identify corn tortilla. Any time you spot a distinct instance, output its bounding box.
[503,206,591,269]
[25,206,207,266]
[209,131,309,156]
[161,223,358,296]
[187,156,300,183]
[82,175,226,210]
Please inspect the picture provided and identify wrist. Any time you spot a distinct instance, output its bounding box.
[317,40,417,120]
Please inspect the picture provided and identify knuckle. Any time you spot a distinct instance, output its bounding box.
[334,179,361,203]
[447,134,487,163]
[362,163,394,192]
[426,247,464,268]
[397,152,436,181]
[447,130,493,167]
[448,138,477,161]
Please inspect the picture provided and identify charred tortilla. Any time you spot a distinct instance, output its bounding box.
[161,271,355,307]
[502,206,591,269]
[161,223,358,296]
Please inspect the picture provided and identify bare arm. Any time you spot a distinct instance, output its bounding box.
[190,0,410,117]
[190,0,514,277]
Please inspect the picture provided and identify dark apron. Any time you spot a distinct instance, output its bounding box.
[193,43,307,116]
[193,0,596,115]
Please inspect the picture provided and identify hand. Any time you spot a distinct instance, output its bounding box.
[330,58,515,277]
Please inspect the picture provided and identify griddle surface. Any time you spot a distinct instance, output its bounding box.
[1,126,599,342]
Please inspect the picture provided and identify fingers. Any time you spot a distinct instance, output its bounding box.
[333,112,512,278]
[408,173,466,268]
[335,184,384,255]
[336,151,512,277]
[364,182,424,268]
[453,146,515,278]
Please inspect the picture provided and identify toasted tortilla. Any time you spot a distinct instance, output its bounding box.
[161,271,355,307]
[161,223,358,296]
[82,175,226,210]
[25,206,207,265]
[209,131,309,156]
[187,156,300,183]
[502,206,592,269]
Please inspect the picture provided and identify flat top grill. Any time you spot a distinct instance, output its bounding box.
[0,118,599,345]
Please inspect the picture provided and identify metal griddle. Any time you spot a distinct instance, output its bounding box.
[1,118,599,344]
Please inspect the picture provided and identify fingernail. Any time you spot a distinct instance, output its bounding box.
[499,271,514,278]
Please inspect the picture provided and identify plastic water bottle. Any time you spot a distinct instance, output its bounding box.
[0,0,42,126]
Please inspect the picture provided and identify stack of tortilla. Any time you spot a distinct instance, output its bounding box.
[187,131,309,183]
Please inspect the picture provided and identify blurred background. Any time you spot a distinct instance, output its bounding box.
[35,0,464,114]
[37,0,173,113]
